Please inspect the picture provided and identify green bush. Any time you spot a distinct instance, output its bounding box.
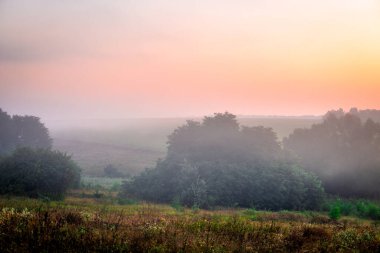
[0,147,81,200]
[329,205,341,221]
[244,208,257,221]
[171,197,184,212]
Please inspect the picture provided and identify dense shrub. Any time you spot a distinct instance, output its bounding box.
[0,147,81,200]
[122,112,325,210]
[329,205,341,221]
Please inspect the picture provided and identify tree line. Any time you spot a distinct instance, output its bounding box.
[123,110,380,210]
[2,107,380,208]
[284,110,380,198]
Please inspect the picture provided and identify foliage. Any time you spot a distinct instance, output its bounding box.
[0,147,81,200]
[329,205,341,221]
[103,164,127,178]
[123,112,325,210]
[244,207,257,221]
[0,108,52,155]
[284,111,380,198]
[170,197,185,212]
[325,198,380,220]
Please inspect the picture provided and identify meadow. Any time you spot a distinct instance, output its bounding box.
[4,114,379,252]
[1,189,380,253]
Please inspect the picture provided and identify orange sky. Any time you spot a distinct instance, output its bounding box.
[1,0,380,119]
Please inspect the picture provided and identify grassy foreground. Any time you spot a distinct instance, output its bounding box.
[1,194,380,252]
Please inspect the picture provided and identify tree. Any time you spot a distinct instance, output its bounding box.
[122,112,324,210]
[0,147,81,200]
[103,164,125,178]
[0,109,14,154]
[12,115,52,149]
[284,111,380,198]
[0,108,52,155]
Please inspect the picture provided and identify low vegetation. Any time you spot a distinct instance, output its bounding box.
[1,196,380,252]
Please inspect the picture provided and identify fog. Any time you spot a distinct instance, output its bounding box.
[43,116,319,175]
[43,109,380,199]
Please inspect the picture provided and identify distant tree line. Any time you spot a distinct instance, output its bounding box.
[3,106,380,207]
[327,107,380,123]
[284,110,380,199]
[122,112,325,210]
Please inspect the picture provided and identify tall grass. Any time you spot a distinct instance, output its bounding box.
[0,197,380,252]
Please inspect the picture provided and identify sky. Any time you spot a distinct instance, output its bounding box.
[1,0,380,119]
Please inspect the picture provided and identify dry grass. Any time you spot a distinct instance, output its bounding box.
[1,196,380,252]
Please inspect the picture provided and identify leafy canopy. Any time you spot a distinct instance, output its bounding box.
[123,112,324,210]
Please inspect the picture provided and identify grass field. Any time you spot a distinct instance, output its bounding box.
[51,117,321,176]
[1,192,379,252]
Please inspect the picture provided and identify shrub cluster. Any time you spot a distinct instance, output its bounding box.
[0,148,81,200]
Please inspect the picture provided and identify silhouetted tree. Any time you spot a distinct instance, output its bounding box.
[0,108,52,154]
[13,115,52,149]
[328,107,380,123]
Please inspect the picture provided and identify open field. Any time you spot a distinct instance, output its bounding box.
[51,117,321,176]
[1,193,379,252]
